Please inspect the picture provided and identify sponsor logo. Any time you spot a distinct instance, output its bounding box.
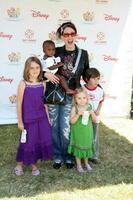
[95,32,107,44]
[77,35,87,42]
[60,9,69,19]
[83,11,95,22]
[8,52,21,63]
[103,55,118,62]
[104,14,119,23]
[23,29,36,42]
[9,94,17,104]
[31,10,49,20]
[7,7,20,18]
[48,31,57,41]
[89,53,95,63]
[0,32,13,40]
[58,9,71,25]
[97,32,105,40]
[0,76,13,84]
[88,52,98,67]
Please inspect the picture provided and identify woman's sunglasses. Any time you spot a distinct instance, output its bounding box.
[63,32,77,38]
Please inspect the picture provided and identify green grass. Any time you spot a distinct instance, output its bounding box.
[0,121,133,200]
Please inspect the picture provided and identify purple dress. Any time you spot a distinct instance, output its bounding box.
[16,82,53,166]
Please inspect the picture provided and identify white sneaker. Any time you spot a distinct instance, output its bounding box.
[85,164,92,172]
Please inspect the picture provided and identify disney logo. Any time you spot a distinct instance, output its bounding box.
[0,32,13,40]
[103,55,118,62]
[77,35,87,42]
[104,14,119,23]
[31,10,49,19]
[0,76,13,84]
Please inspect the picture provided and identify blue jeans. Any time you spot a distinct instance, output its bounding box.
[48,95,73,163]
[93,123,99,159]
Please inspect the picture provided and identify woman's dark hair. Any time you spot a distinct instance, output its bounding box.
[83,68,100,82]
[56,22,77,38]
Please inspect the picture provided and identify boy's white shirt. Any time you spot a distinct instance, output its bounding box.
[83,84,104,123]
[39,55,61,74]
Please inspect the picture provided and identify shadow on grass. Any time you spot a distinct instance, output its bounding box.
[0,123,133,198]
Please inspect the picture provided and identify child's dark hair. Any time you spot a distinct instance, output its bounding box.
[83,68,100,82]
[56,22,77,38]
[42,40,55,50]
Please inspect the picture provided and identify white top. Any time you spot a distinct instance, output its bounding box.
[83,84,104,111]
[39,55,61,74]
[83,84,104,123]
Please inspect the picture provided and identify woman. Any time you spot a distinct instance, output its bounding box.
[45,22,90,169]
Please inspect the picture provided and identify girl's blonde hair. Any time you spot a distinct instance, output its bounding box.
[23,57,43,82]
[73,87,89,106]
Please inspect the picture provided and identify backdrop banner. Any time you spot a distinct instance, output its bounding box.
[0,0,133,124]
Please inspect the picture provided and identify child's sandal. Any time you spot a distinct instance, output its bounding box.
[31,169,40,176]
[14,167,24,176]
[85,164,92,172]
[77,166,85,174]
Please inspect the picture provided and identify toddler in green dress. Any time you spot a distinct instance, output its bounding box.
[68,88,96,173]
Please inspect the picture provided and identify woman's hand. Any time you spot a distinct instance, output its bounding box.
[44,72,59,84]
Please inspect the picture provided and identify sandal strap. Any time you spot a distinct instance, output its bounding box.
[32,169,40,176]
[14,167,23,176]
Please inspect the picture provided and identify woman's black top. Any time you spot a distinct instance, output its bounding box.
[55,45,90,89]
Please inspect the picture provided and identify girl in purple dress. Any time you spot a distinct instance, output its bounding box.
[15,57,53,176]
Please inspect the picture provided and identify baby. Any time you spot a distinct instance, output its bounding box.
[41,40,76,95]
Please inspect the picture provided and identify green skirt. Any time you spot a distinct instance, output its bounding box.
[68,116,95,158]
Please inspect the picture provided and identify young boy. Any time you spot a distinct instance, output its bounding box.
[82,68,104,164]
[40,40,76,95]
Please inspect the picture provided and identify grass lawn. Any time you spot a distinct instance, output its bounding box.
[0,118,133,200]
